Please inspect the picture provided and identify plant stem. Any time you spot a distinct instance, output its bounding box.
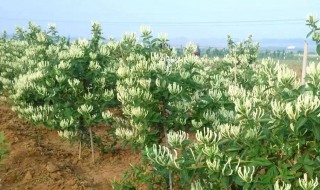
[163,126,173,190]
[168,170,173,190]
[89,127,95,162]
[78,140,82,160]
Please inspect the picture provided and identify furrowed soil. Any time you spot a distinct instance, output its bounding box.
[0,101,141,190]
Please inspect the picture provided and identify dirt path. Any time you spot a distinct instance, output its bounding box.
[0,101,140,190]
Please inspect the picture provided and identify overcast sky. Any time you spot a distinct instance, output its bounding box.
[1,0,319,40]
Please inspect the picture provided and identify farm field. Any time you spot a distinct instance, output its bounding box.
[0,21,320,190]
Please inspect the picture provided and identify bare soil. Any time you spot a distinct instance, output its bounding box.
[0,101,141,190]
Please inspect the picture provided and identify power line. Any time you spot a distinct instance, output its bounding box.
[0,17,305,26]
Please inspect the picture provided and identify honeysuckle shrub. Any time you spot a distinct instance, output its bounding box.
[113,39,238,149]
[113,57,320,189]
[7,22,119,160]
[0,23,60,98]
[112,36,260,150]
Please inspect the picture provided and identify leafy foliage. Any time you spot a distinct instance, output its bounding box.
[306,15,320,55]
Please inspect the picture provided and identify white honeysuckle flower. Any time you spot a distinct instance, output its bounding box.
[169,101,189,112]
[237,166,255,183]
[36,32,46,42]
[193,75,205,85]
[131,106,148,118]
[155,78,166,88]
[131,121,145,131]
[116,86,130,102]
[121,32,137,44]
[88,61,101,70]
[35,85,48,96]
[91,21,101,29]
[203,110,216,122]
[208,89,223,101]
[124,78,135,86]
[196,127,220,145]
[38,61,49,68]
[219,107,235,122]
[55,75,66,83]
[136,135,146,144]
[202,144,220,157]
[167,130,189,147]
[252,107,264,122]
[228,85,247,101]
[95,77,106,87]
[285,103,299,121]
[222,157,234,176]
[206,158,220,172]
[298,173,318,190]
[245,127,262,140]
[296,92,320,116]
[102,110,113,120]
[106,40,118,50]
[77,104,93,115]
[103,89,114,100]
[168,82,183,95]
[157,33,168,42]
[180,71,190,79]
[77,38,89,48]
[307,62,320,84]
[84,92,94,100]
[68,78,80,89]
[115,127,134,141]
[58,130,77,140]
[99,44,110,55]
[47,23,56,29]
[218,124,241,139]
[289,123,295,132]
[142,91,153,101]
[276,65,299,88]
[31,113,45,122]
[129,87,143,98]
[234,98,253,117]
[191,180,204,190]
[138,78,151,89]
[156,60,169,73]
[274,180,291,190]
[69,45,84,58]
[117,66,129,78]
[146,144,181,169]
[58,61,71,70]
[191,120,203,129]
[88,114,97,120]
[271,100,286,119]
[184,42,197,54]
[60,118,74,129]
[140,25,151,36]
[89,52,97,60]
[175,118,187,125]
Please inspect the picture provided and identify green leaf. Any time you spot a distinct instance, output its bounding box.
[307,30,314,38]
[296,117,307,131]
[312,124,320,140]
[316,44,320,55]
[251,157,272,166]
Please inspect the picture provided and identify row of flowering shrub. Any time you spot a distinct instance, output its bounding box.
[0,22,319,189]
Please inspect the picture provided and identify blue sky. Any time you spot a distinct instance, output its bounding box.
[1,0,319,40]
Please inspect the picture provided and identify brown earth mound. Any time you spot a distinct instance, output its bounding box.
[0,101,141,190]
